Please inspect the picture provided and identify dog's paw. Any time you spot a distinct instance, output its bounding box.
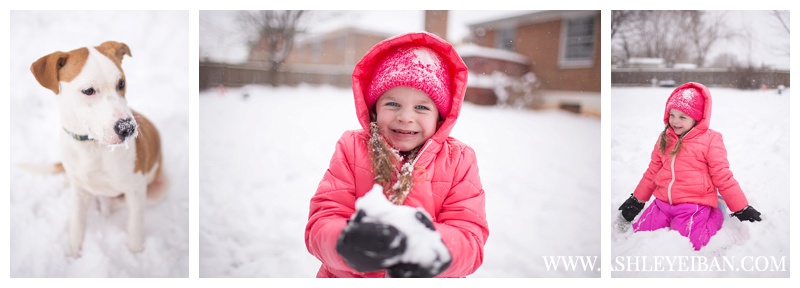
[127,240,144,253]
[127,235,144,253]
[68,245,82,258]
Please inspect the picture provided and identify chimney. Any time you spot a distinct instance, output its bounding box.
[424,10,448,40]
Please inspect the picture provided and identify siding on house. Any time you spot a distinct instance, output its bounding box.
[469,10,601,93]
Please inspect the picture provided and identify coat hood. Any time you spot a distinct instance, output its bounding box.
[663,82,712,139]
[352,32,469,143]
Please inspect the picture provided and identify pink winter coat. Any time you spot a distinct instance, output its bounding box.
[633,82,749,212]
[305,32,489,278]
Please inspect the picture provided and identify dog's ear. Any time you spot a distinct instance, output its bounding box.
[97,41,132,63]
[30,51,69,95]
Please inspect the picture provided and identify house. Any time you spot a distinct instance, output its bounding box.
[274,27,392,87]
[285,26,392,68]
[465,10,601,117]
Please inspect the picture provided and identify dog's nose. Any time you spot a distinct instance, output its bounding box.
[114,117,136,140]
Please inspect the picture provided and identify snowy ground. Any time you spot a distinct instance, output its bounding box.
[200,85,600,277]
[610,86,790,277]
[9,11,190,277]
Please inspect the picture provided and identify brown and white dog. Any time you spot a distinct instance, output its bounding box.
[30,41,165,257]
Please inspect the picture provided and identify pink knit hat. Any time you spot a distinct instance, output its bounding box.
[666,86,705,121]
[366,45,452,118]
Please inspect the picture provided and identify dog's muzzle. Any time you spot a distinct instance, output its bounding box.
[114,117,137,141]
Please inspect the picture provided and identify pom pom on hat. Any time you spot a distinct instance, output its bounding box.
[366,45,452,118]
[667,87,705,121]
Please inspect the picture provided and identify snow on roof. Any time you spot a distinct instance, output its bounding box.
[465,72,496,89]
[456,44,529,64]
[467,10,596,28]
[628,57,664,65]
[673,63,698,69]
[296,26,394,45]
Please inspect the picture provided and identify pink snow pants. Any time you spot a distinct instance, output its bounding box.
[632,198,724,251]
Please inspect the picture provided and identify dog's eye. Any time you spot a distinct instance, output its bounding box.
[118,79,125,90]
[81,88,95,96]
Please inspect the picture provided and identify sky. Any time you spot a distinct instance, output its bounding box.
[711,10,790,70]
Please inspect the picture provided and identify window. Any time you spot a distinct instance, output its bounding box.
[559,15,596,68]
[495,27,516,51]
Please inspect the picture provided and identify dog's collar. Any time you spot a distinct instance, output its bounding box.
[63,127,93,141]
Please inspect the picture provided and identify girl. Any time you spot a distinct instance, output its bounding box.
[618,82,761,251]
[305,32,489,277]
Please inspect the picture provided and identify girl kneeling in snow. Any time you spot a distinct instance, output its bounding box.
[305,32,488,277]
[618,82,761,251]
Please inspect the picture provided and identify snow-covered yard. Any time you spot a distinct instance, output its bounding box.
[200,85,600,277]
[9,11,190,277]
[610,86,790,277]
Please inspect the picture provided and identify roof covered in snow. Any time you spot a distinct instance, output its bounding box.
[456,44,529,64]
[628,57,664,65]
[296,26,396,45]
[673,63,698,69]
[467,10,597,29]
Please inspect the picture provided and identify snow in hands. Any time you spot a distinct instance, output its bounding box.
[353,184,452,276]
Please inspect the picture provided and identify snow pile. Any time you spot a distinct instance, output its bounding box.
[352,184,450,274]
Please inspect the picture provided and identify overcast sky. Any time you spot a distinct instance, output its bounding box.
[709,10,790,70]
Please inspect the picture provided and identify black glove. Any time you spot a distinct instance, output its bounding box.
[388,260,452,278]
[336,210,407,272]
[386,211,452,278]
[731,206,762,222]
[618,194,645,222]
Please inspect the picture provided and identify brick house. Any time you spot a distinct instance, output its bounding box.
[280,26,393,87]
[466,10,601,117]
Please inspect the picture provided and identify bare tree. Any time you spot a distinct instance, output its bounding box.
[611,10,633,39]
[612,10,731,68]
[630,11,691,67]
[682,11,732,67]
[772,10,790,33]
[240,10,307,85]
[707,52,740,68]
[766,10,790,58]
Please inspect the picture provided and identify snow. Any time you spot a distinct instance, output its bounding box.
[200,84,600,277]
[457,44,530,64]
[353,184,450,274]
[673,63,698,69]
[629,58,665,65]
[610,86,790,277]
[9,11,189,277]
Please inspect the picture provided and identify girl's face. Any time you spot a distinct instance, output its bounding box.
[375,86,439,152]
[668,109,697,136]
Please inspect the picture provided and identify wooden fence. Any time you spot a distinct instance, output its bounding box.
[611,68,789,89]
[200,62,352,90]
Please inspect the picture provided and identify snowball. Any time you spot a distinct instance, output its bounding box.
[354,184,451,272]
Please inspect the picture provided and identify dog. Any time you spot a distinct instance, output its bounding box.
[30,41,165,257]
